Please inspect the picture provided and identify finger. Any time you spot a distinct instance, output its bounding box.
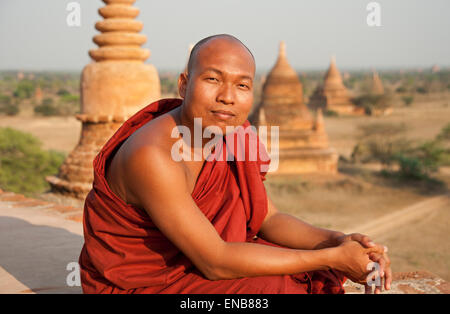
[384,264,392,291]
[352,233,375,248]
[381,252,392,290]
[375,285,382,294]
[368,253,384,278]
[364,245,385,255]
[374,256,386,278]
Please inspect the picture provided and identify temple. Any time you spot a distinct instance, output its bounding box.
[251,42,338,174]
[309,56,364,116]
[47,0,161,199]
[371,69,385,95]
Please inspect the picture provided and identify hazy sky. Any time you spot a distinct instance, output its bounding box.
[0,0,449,72]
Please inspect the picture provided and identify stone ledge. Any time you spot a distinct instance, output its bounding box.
[344,271,449,294]
[0,189,82,221]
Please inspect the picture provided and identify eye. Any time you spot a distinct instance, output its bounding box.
[238,84,249,89]
[206,77,218,82]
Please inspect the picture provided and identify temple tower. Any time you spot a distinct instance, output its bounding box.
[47,0,161,199]
[254,42,338,174]
[309,56,363,115]
[371,69,384,95]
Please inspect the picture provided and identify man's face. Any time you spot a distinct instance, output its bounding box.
[178,38,255,134]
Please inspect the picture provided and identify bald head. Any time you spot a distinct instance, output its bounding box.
[186,34,255,76]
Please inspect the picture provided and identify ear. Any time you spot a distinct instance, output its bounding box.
[178,72,188,99]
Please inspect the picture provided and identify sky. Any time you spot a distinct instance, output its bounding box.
[0,0,449,72]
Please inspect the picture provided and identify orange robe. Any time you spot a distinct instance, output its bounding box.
[78,98,346,294]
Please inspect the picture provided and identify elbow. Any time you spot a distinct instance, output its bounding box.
[198,241,236,281]
[201,264,232,281]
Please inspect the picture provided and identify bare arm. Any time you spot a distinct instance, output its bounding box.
[257,196,345,250]
[125,147,382,281]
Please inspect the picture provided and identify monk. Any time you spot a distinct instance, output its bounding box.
[79,34,392,294]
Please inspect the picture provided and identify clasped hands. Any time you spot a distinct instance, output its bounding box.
[334,233,392,294]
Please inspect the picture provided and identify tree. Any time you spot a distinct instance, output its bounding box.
[0,128,65,196]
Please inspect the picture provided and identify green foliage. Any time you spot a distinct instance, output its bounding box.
[34,94,79,116]
[324,110,339,117]
[13,80,35,99]
[0,128,65,196]
[396,86,407,93]
[436,123,450,141]
[60,94,79,103]
[402,95,414,106]
[353,93,391,115]
[416,86,428,94]
[56,88,70,96]
[34,98,58,116]
[392,154,428,179]
[0,94,19,115]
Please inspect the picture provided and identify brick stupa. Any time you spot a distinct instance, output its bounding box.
[47,0,161,199]
[34,86,43,104]
[371,70,384,95]
[309,56,364,115]
[370,69,393,116]
[252,42,338,174]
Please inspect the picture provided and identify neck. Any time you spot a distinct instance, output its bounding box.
[175,102,216,162]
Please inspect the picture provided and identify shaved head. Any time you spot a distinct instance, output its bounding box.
[177,33,255,135]
[186,34,255,76]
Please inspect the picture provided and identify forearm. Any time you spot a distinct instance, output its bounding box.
[211,241,337,280]
[257,212,344,250]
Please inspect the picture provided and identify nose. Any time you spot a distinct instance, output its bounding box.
[216,82,235,105]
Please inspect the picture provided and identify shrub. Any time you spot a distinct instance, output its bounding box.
[352,123,450,181]
[13,80,34,99]
[396,86,407,93]
[436,123,450,141]
[0,94,19,115]
[0,128,65,196]
[402,95,414,106]
[351,123,411,166]
[324,110,339,117]
[416,86,428,94]
[353,93,392,115]
[393,154,427,179]
[56,88,70,96]
[34,98,58,116]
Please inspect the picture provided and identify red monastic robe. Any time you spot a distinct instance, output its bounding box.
[79,98,346,294]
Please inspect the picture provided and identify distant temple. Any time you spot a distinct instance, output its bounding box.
[309,57,364,116]
[251,42,338,174]
[371,70,384,95]
[370,69,393,116]
[47,0,161,199]
[431,64,440,73]
[34,86,43,104]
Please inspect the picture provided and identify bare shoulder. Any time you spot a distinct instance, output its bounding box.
[107,108,188,207]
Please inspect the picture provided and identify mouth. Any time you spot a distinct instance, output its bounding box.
[211,110,235,120]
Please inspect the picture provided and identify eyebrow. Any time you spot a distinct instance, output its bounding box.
[203,67,253,81]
